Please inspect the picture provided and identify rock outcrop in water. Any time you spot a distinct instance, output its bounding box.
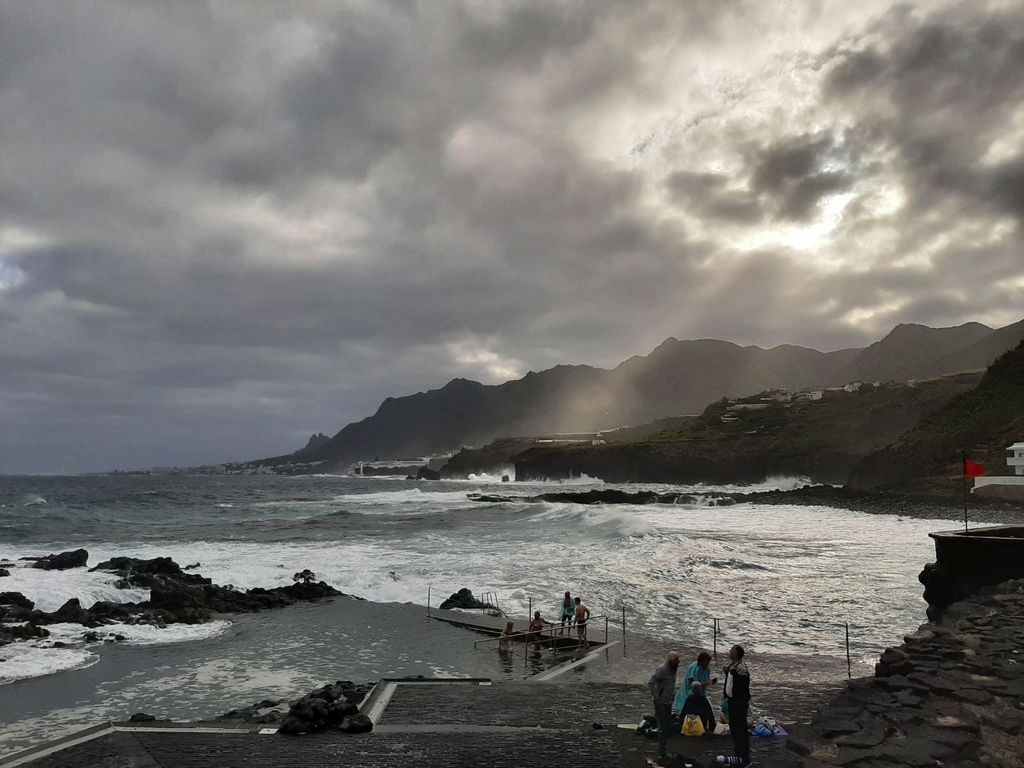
[438,588,498,611]
[0,557,355,648]
[25,548,89,570]
[0,593,50,646]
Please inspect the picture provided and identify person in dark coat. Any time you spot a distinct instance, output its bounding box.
[679,681,715,733]
[647,651,680,763]
[723,644,751,766]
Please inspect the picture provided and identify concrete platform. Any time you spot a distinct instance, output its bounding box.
[2,679,806,768]
[427,606,614,650]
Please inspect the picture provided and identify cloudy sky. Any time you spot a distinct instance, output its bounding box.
[2,0,1023,473]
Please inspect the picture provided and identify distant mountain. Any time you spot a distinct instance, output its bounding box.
[839,322,993,383]
[931,318,1024,374]
[848,339,1024,494]
[256,319,1024,471]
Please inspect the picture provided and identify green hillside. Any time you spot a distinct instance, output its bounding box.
[513,373,981,484]
[849,341,1024,494]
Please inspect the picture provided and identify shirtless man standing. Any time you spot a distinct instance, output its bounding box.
[573,596,591,649]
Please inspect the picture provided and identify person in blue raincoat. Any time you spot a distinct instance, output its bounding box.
[674,651,716,713]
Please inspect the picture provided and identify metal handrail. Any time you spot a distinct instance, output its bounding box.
[472,615,612,647]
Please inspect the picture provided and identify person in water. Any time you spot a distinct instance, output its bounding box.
[559,591,574,634]
[573,596,591,649]
[675,651,717,712]
[498,621,515,653]
[647,651,680,764]
[723,644,752,766]
[528,611,551,643]
[679,681,715,734]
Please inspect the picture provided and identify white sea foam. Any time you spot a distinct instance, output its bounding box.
[0,483,965,661]
[656,475,814,494]
[21,494,47,506]
[330,488,483,505]
[0,642,98,685]
[0,564,148,613]
[44,620,232,646]
[463,471,514,483]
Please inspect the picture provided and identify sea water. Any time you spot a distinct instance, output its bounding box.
[0,473,963,752]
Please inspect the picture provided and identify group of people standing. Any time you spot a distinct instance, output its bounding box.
[498,591,592,652]
[648,647,751,767]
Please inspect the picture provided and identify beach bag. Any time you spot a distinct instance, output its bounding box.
[681,714,705,737]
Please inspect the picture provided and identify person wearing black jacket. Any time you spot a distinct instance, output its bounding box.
[679,681,715,733]
[723,644,751,766]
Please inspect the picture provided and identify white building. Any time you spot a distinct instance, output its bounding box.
[972,442,1024,493]
[1007,442,1024,476]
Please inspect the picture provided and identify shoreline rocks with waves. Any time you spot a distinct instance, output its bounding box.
[468,484,1024,523]
[0,550,357,656]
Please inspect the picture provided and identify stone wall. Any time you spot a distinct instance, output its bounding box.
[919,526,1024,614]
[790,579,1024,767]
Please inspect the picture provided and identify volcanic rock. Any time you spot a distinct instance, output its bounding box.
[0,621,49,646]
[278,680,372,736]
[0,592,34,611]
[340,714,373,734]
[416,466,441,481]
[92,556,211,589]
[439,588,494,611]
[31,549,89,570]
[34,598,102,627]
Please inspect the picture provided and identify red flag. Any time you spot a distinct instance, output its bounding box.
[964,459,985,477]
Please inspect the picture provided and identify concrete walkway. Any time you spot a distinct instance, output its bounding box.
[4,679,810,767]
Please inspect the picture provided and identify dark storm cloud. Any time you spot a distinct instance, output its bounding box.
[666,172,763,223]
[749,132,854,221]
[822,2,1024,223]
[1,0,1023,472]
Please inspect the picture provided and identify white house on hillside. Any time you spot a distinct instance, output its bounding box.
[973,442,1024,496]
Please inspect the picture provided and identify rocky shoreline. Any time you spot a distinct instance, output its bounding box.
[1,550,354,653]
[789,578,1024,767]
[467,484,1024,523]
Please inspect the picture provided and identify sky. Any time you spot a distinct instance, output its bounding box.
[2,0,1024,473]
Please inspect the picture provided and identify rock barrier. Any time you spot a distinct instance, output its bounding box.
[790,578,1024,766]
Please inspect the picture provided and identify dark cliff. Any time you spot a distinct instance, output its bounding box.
[253,320,1023,470]
[849,340,1024,494]
[514,374,981,484]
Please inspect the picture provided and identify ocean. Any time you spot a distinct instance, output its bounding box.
[0,472,963,753]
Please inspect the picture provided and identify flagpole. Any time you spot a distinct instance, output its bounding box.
[962,451,968,534]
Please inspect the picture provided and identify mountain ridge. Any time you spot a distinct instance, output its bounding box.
[255,318,1024,471]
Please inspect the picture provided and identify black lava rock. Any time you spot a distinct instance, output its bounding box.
[278,681,372,736]
[31,549,89,570]
[439,588,493,610]
[0,592,34,610]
